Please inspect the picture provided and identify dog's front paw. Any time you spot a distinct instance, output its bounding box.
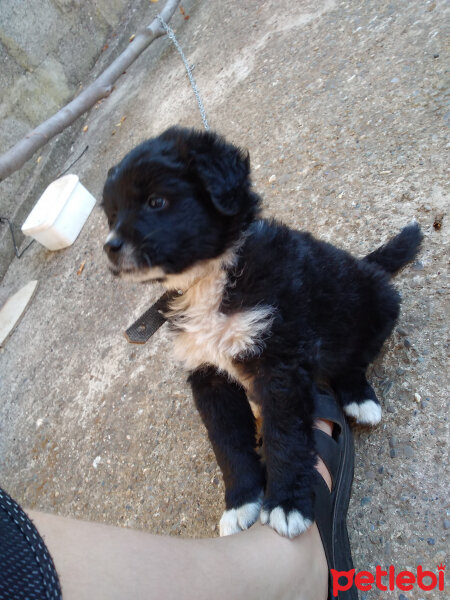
[260,505,312,538]
[344,399,382,425]
[219,496,263,536]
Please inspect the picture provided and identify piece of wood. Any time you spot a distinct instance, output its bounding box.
[0,280,38,346]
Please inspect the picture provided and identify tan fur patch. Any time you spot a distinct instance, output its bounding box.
[163,253,274,391]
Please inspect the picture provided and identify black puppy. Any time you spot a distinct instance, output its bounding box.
[102,127,422,538]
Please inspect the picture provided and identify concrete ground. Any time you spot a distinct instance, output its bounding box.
[1,0,448,595]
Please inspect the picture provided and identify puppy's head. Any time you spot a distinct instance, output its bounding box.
[102,127,260,282]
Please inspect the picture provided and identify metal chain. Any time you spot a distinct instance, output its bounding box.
[157,14,210,131]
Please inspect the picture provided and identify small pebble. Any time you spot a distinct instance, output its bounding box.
[414,392,421,403]
[361,496,372,506]
[389,436,398,448]
[396,328,408,337]
[268,174,276,183]
[378,466,384,474]
[404,339,412,348]
[427,537,435,545]
[399,595,408,600]
[390,448,398,458]
[443,519,450,530]
[381,379,393,395]
[278,174,291,184]
[396,367,406,375]
[404,445,414,458]
[412,260,424,270]
[421,400,428,409]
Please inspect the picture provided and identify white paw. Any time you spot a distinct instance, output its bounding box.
[344,400,382,425]
[260,506,312,538]
[219,497,262,536]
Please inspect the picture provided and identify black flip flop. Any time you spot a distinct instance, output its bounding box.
[312,385,358,600]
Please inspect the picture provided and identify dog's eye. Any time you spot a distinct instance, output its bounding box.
[148,197,168,210]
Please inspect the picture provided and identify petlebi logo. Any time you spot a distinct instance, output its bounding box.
[330,563,446,596]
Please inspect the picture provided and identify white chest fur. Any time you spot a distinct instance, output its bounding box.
[164,257,273,387]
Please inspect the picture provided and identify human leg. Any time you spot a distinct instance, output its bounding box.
[28,507,328,600]
[24,416,334,600]
[12,398,355,600]
[0,379,362,600]
[0,384,356,600]
[24,415,334,600]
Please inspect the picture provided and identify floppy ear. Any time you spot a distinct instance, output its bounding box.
[192,136,251,216]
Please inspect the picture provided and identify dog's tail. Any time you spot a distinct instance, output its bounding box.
[363,222,423,275]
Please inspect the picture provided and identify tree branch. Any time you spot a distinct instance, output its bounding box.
[0,0,181,183]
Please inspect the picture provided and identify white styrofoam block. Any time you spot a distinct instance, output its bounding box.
[21,174,96,250]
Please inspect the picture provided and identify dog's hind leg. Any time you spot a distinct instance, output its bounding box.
[189,366,265,536]
[333,369,382,426]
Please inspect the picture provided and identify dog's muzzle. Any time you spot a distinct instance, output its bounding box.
[103,236,123,264]
[103,231,165,281]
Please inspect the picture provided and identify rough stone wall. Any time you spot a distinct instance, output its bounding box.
[0,0,130,153]
[0,0,139,279]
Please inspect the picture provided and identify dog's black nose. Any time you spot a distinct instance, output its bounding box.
[104,236,123,256]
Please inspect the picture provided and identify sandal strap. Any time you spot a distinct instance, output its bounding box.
[313,389,344,429]
[314,428,340,487]
[312,386,358,598]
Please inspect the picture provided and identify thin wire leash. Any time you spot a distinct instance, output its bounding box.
[126,14,211,342]
[157,14,210,131]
